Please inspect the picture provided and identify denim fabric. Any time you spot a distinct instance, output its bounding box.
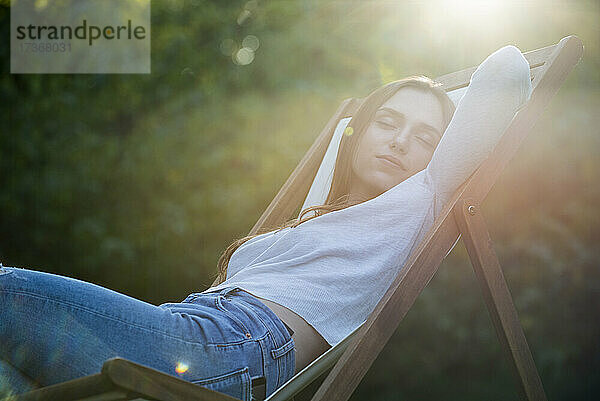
[0,266,295,400]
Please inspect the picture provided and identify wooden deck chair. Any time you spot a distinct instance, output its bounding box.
[10,35,583,401]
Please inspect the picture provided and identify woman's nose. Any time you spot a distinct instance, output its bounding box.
[390,128,409,154]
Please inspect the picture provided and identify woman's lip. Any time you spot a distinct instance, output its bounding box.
[376,155,407,170]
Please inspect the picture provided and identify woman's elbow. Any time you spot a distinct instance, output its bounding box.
[472,45,533,106]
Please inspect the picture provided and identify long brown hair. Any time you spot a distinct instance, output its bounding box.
[211,76,456,286]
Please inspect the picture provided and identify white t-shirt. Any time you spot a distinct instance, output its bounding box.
[204,45,533,346]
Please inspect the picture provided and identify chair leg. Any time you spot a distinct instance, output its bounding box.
[454,198,547,401]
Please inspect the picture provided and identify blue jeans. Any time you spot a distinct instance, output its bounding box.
[0,266,295,400]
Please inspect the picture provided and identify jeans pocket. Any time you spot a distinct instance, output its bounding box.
[192,366,252,401]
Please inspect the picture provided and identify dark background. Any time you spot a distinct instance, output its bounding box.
[1,1,598,399]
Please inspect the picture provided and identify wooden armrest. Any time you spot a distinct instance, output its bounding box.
[8,358,240,401]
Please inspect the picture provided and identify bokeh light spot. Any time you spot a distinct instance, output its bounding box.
[245,0,258,11]
[237,9,251,25]
[175,362,189,374]
[234,48,255,66]
[180,67,194,77]
[242,35,260,51]
[34,0,48,10]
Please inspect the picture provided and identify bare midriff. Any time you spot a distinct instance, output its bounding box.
[239,290,331,374]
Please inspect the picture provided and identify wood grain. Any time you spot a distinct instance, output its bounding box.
[454,199,547,401]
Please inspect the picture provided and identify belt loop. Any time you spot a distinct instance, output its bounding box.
[271,337,295,359]
[219,286,240,298]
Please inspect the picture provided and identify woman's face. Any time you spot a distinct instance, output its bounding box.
[350,86,445,201]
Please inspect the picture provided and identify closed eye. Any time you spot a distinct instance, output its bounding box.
[415,132,436,147]
[376,120,397,130]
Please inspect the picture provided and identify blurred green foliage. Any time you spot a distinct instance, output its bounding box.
[1,0,598,399]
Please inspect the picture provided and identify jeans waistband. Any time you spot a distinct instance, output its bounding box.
[204,286,294,337]
[203,286,294,336]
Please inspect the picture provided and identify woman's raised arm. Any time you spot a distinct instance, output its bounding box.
[426,45,533,208]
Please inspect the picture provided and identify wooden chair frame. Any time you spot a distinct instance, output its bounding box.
[9,35,583,401]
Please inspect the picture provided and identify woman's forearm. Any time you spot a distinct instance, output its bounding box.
[426,45,533,207]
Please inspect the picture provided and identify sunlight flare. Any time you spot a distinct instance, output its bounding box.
[175,362,189,374]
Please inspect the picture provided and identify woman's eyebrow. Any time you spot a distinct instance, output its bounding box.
[376,107,404,121]
[377,107,441,139]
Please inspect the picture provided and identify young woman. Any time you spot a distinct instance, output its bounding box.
[0,45,532,401]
